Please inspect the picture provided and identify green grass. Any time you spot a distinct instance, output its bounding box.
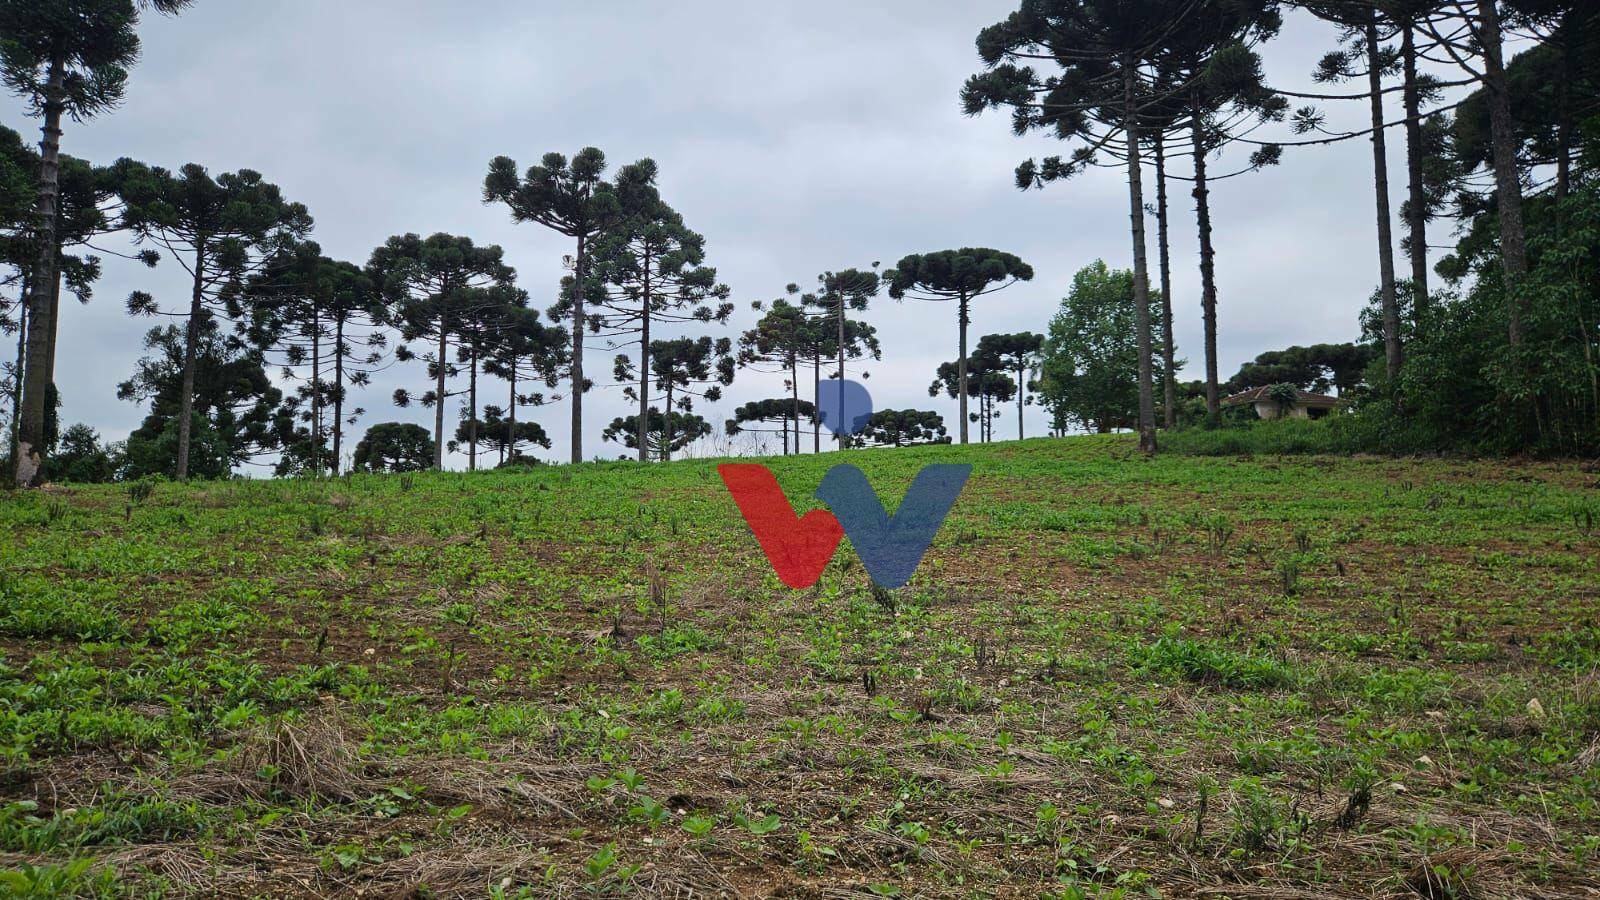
[0,433,1597,897]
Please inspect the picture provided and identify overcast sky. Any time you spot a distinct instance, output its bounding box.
[2,1,1462,469]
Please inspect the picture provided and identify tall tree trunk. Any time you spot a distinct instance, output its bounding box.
[1401,23,1431,329]
[467,344,478,471]
[790,355,800,457]
[812,355,820,452]
[1365,14,1403,380]
[570,232,586,463]
[506,358,517,463]
[332,317,344,474]
[1125,59,1156,455]
[1191,107,1221,427]
[1154,131,1177,428]
[662,382,673,462]
[44,248,60,404]
[433,328,446,470]
[176,253,206,480]
[957,292,970,444]
[311,307,322,476]
[836,300,846,449]
[14,57,65,487]
[1017,363,1026,441]
[636,252,651,462]
[1472,0,1529,345]
[9,275,27,465]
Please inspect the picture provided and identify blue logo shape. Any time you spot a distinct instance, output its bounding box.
[817,378,873,436]
[815,463,972,588]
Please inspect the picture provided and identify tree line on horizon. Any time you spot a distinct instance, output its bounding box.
[2,0,1598,484]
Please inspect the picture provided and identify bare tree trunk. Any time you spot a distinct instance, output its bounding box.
[836,300,845,449]
[506,359,517,464]
[1472,0,1529,346]
[311,307,322,476]
[662,381,674,462]
[433,328,446,470]
[1401,23,1431,329]
[636,251,651,462]
[176,253,206,480]
[467,343,478,471]
[45,249,60,402]
[1125,60,1156,454]
[812,355,820,452]
[1154,130,1177,428]
[332,317,344,474]
[1191,108,1221,427]
[570,232,586,463]
[1017,362,1026,440]
[1365,14,1402,380]
[9,272,28,465]
[14,57,65,487]
[958,292,970,444]
[790,355,800,457]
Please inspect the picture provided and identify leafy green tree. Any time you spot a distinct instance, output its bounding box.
[1035,261,1166,435]
[353,422,434,473]
[367,232,515,470]
[724,397,817,455]
[483,148,657,463]
[1,0,191,486]
[589,195,733,461]
[884,249,1033,444]
[119,162,311,480]
[117,321,293,479]
[853,409,950,448]
[602,409,710,461]
[41,422,120,483]
[975,331,1044,440]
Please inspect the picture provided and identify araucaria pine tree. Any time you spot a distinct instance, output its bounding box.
[367,232,517,471]
[884,249,1033,444]
[588,193,733,462]
[964,0,1218,452]
[801,268,879,448]
[480,305,567,465]
[0,0,191,485]
[483,149,657,463]
[119,163,311,480]
[242,240,388,475]
[605,336,733,461]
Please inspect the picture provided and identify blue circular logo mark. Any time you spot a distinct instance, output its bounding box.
[817,378,873,436]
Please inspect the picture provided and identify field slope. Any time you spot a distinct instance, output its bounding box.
[1,435,1598,898]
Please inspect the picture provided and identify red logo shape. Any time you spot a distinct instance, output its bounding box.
[717,464,843,589]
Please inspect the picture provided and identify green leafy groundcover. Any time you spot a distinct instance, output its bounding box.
[0,434,1597,896]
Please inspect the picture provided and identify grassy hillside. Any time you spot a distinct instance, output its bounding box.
[1,436,1598,897]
